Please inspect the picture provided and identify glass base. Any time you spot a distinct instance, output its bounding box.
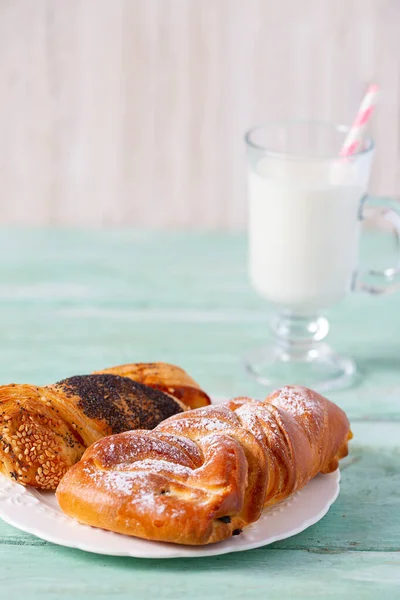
[244,313,356,393]
[244,343,356,393]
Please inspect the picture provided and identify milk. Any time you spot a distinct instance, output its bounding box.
[248,158,365,312]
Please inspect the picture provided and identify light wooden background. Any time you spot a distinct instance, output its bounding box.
[0,0,399,229]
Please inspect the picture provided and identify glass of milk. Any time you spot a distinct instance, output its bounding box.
[244,121,400,391]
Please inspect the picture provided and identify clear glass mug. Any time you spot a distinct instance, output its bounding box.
[244,121,400,391]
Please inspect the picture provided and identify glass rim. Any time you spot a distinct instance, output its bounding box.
[244,120,375,161]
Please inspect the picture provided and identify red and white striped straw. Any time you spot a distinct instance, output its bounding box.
[339,84,380,157]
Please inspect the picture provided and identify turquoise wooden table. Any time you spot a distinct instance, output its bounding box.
[0,229,399,599]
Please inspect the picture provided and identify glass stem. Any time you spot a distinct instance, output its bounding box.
[270,312,329,352]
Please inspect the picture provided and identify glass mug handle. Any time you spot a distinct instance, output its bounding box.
[355,196,400,295]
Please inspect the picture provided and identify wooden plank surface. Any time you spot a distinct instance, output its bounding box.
[0,547,399,600]
[0,229,399,598]
[1,1,400,228]
[0,229,398,417]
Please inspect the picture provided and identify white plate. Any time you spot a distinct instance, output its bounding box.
[0,470,340,559]
[0,395,341,558]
